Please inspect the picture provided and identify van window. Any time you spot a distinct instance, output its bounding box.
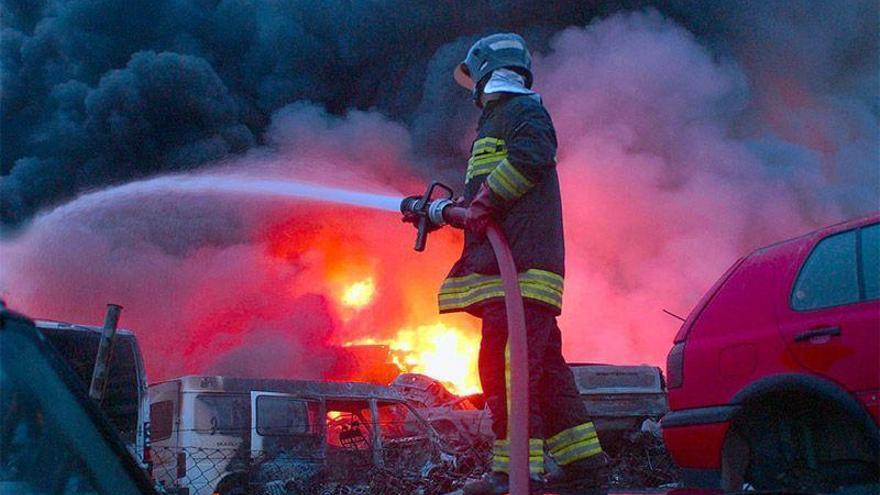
[150,401,174,441]
[792,230,859,310]
[255,396,315,436]
[861,223,879,300]
[195,394,248,436]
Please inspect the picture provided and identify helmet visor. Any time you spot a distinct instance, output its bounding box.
[453,63,474,89]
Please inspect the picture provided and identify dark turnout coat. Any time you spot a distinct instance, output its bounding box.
[439,93,565,316]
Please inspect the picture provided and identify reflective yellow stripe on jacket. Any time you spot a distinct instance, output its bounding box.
[438,269,563,312]
[466,137,507,183]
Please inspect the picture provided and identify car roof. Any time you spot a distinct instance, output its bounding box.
[744,211,879,261]
[34,319,136,337]
[151,375,406,402]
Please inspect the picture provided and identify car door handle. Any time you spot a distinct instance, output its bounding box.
[794,326,842,342]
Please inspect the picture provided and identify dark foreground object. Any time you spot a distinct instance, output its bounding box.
[0,306,156,494]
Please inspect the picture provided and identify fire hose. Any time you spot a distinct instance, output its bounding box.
[401,182,530,495]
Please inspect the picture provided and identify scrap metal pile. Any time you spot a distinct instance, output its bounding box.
[284,426,679,494]
[148,368,680,494]
[348,370,681,494]
[607,421,680,488]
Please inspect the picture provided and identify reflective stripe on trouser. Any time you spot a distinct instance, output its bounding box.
[492,438,544,475]
[479,302,599,473]
[546,421,603,465]
[439,269,563,313]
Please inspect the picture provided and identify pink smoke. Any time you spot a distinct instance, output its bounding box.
[0,11,872,386]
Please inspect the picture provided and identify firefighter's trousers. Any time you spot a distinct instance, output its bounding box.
[479,301,603,475]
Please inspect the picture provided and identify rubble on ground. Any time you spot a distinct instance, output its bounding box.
[607,420,680,489]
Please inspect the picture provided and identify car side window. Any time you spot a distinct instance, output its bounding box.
[792,230,859,310]
[861,223,879,301]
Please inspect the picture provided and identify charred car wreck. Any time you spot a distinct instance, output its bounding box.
[149,376,457,495]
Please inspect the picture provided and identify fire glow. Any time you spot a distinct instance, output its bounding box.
[346,324,481,395]
[339,279,481,395]
[341,278,376,309]
[254,207,484,395]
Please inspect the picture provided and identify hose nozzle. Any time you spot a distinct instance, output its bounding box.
[400,182,463,251]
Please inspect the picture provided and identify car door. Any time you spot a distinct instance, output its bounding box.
[778,222,880,392]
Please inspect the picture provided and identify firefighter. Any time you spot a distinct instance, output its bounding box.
[444,33,608,494]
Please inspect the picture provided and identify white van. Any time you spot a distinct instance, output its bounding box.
[149,375,439,495]
[34,320,150,469]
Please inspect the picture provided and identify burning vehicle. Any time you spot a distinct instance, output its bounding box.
[148,375,446,495]
[390,373,492,449]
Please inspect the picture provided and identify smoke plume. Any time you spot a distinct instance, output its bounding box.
[1,2,877,384]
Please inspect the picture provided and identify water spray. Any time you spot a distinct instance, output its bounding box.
[401,182,531,495]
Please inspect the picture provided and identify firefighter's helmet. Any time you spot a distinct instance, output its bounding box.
[453,33,533,92]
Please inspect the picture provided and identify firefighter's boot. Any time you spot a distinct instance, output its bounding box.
[543,453,609,494]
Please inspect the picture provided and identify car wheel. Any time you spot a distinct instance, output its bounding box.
[215,473,249,495]
[724,391,879,492]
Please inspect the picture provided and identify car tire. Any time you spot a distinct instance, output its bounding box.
[215,473,249,495]
[723,390,879,492]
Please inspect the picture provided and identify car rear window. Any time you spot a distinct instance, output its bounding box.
[150,400,174,441]
[791,228,864,310]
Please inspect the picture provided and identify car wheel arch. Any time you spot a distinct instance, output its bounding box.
[729,372,878,439]
[722,372,880,489]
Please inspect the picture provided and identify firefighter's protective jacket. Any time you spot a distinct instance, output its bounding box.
[439,93,564,315]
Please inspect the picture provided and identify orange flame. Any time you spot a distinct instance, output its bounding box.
[346,322,481,395]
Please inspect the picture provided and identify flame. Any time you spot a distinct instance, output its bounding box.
[347,322,481,395]
[341,278,375,309]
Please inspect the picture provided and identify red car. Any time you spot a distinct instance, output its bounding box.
[662,213,880,491]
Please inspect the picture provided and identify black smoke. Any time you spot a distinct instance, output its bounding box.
[2,0,878,226]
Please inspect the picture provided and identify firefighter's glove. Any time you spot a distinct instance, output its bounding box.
[465,183,499,237]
